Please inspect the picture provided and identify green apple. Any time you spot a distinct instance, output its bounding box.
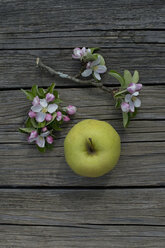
[64,119,121,177]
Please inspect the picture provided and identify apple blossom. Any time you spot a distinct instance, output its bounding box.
[66,105,77,115]
[28,130,38,142]
[45,113,52,122]
[31,98,58,123]
[72,47,91,60]
[46,93,55,102]
[81,56,107,80]
[28,110,36,118]
[121,102,130,113]
[46,136,54,144]
[32,96,40,106]
[56,111,62,121]
[42,127,48,132]
[127,82,142,94]
[63,115,70,122]
[125,92,141,112]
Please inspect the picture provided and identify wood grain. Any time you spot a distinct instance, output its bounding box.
[0,47,164,88]
[0,224,165,248]
[0,188,165,226]
[0,87,164,187]
[1,30,165,49]
[0,0,164,34]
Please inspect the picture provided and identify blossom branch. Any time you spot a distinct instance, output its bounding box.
[36,58,113,95]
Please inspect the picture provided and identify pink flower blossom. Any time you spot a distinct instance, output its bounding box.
[46,136,54,144]
[121,102,130,113]
[46,93,55,102]
[66,105,77,115]
[127,83,142,94]
[32,96,40,106]
[45,113,52,122]
[72,47,91,60]
[31,98,58,123]
[125,92,141,112]
[56,111,62,121]
[28,110,36,118]
[81,56,107,81]
[28,130,38,143]
[42,127,48,132]
[63,115,70,122]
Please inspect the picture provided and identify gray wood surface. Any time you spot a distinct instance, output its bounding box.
[0,0,165,247]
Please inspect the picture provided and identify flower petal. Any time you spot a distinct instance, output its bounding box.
[36,136,45,148]
[40,98,48,108]
[96,65,107,73]
[47,103,58,113]
[127,83,136,94]
[135,83,142,91]
[134,97,141,108]
[125,94,132,103]
[129,100,135,112]
[94,71,101,81]
[132,91,139,96]
[36,112,46,123]
[81,69,92,77]
[40,131,50,137]
[31,105,42,113]
[91,56,101,67]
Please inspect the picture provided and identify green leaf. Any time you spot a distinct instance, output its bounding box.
[37,121,46,128]
[21,89,34,101]
[46,83,56,94]
[30,118,39,128]
[31,85,38,96]
[132,70,139,83]
[124,70,132,87]
[89,47,99,53]
[25,117,33,128]
[122,112,129,128]
[53,89,59,99]
[38,88,46,98]
[109,70,125,87]
[45,143,54,149]
[37,146,46,153]
[115,98,122,108]
[19,127,35,133]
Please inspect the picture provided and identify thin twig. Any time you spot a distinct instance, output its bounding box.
[36,58,114,95]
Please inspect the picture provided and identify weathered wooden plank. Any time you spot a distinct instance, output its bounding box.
[0,0,164,34]
[1,30,165,49]
[0,87,164,125]
[0,141,164,186]
[0,224,165,248]
[0,189,165,226]
[0,47,164,88]
[0,87,164,187]
[1,120,165,144]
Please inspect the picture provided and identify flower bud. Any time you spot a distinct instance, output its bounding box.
[28,110,36,118]
[45,113,52,122]
[56,111,62,121]
[66,105,77,115]
[121,102,130,113]
[32,96,40,106]
[63,115,70,122]
[46,136,54,144]
[46,93,55,102]
[42,127,48,132]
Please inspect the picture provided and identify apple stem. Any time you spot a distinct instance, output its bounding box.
[88,138,95,153]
